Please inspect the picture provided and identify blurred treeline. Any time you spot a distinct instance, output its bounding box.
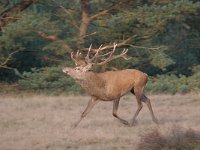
[0,0,200,94]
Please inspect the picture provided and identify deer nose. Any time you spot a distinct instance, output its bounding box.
[62,68,69,73]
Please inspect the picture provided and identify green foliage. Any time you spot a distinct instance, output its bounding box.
[0,11,61,69]
[0,11,60,49]
[146,74,188,94]
[146,70,200,94]
[0,10,65,81]
[92,0,200,72]
[1,0,200,94]
[18,67,83,95]
[150,51,175,71]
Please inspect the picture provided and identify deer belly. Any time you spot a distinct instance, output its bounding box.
[102,84,132,100]
[89,89,122,101]
[87,87,131,101]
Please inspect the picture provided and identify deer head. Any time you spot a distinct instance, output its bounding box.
[63,43,130,76]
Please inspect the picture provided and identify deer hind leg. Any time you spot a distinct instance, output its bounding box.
[130,87,143,126]
[112,99,129,126]
[73,97,99,128]
[141,94,158,124]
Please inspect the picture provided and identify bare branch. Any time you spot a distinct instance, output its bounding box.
[52,0,79,30]
[89,2,121,21]
[0,0,37,30]
[0,50,21,67]
[89,0,139,21]
[0,0,10,11]
[0,65,25,78]
[0,16,21,20]
[35,30,71,51]
[35,31,59,41]
[82,35,136,52]
[81,32,97,38]
[59,6,79,30]
[0,65,13,70]
[126,44,161,51]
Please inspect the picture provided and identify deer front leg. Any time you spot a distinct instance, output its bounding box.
[113,99,129,126]
[73,97,99,128]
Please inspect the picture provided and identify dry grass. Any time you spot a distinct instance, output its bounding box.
[0,93,200,150]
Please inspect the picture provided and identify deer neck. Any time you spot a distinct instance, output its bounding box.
[75,72,106,96]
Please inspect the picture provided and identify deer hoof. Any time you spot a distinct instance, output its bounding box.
[153,118,159,124]
[129,120,138,127]
[120,119,130,126]
[71,123,79,129]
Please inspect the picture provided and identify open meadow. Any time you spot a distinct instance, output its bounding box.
[0,94,200,150]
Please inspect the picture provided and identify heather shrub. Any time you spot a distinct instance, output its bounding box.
[18,67,83,95]
[137,126,200,150]
[146,74,200,94]
[17,67,200,95]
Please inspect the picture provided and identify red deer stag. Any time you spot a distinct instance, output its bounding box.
[63,43,158,128]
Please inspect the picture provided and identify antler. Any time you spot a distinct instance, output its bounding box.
[71,50,80,63]
[85,44,103,63]
[70,43,130,69]
[71,50,87,66]
[84,43,130,66]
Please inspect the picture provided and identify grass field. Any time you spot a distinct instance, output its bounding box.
[0,94,200,150]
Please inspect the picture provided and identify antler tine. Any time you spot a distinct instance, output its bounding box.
[71,49,86,66]
[71,52,76,62]
[85,44,92,62]
[112,48,130,60]
[92,43,117,66]
[104,43,117,59]
[90,44,103,62]
[98,51,113,58]
[122,48,128,55]
[76,50,81,57]
[85,44,103,63]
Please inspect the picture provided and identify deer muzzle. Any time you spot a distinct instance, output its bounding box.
[62,67,70,74]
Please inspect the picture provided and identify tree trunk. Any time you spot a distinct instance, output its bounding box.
[77,0,91,49]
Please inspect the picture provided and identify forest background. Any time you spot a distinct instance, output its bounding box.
[0,0,200,95]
